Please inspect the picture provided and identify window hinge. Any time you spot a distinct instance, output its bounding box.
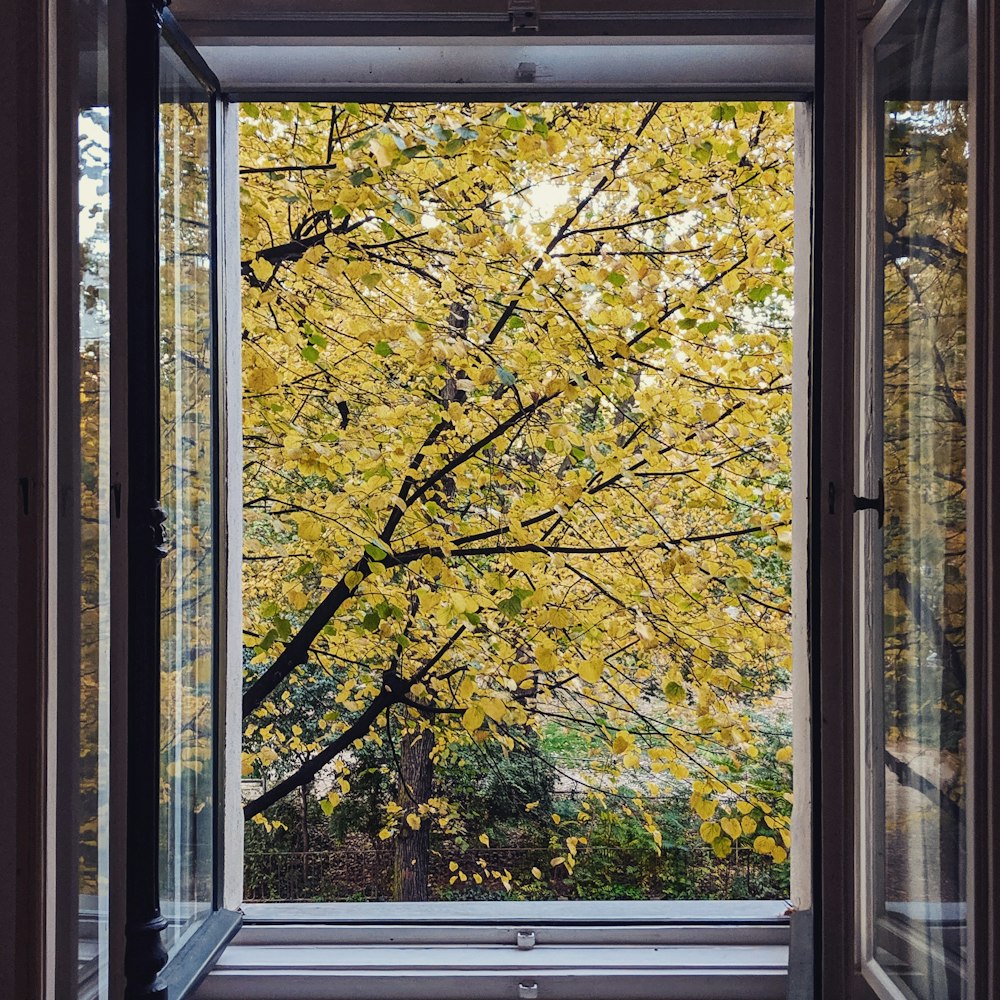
[509,0,540,33]
[516,929,536,950]
[853,477,885,528]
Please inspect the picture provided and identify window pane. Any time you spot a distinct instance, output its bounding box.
[158,43,215,954]
[78,0,111,994]
[870,1,968,996]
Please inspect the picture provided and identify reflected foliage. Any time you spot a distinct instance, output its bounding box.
[158,53,214,950]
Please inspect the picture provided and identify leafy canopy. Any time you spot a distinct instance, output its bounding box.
[240,100,795,874]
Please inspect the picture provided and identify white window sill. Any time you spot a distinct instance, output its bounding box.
[194,900,790,1000]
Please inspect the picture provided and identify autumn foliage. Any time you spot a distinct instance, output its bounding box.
[239,100,796,889]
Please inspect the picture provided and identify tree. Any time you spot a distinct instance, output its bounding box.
[879,97,968,903]
[238,99,797,891]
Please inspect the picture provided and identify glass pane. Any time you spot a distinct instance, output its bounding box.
[78,0,111,995]
[871,0,968,996]
[158,43,215,954]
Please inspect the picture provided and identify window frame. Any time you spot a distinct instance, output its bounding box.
[853,6,972,1000]
[23,2,999,999]
[815,1,999,999]
[119,4,240,998]
[185,27,816,1000]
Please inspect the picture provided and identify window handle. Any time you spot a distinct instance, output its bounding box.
[853,478,885,529]
[150,502,169,558]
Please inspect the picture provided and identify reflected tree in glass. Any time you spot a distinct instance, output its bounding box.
[158,47,215,954]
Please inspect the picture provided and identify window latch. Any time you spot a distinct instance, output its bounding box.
[518,983,539,999]
[150,502,169,558]
[509,0,540,32]
[516,929,536,950]
[853,478,885,529]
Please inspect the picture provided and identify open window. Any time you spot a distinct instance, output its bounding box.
[855,0,969,997]
[38,2,1000,999]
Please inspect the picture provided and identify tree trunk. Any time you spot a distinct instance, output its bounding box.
[392,726,433,901]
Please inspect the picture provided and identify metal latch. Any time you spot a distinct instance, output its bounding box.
[516,929,536,950]
[853,477,885,528]
[509,0,540,32]
[518,983,539,999]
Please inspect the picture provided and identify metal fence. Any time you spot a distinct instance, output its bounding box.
[243,844,787,902]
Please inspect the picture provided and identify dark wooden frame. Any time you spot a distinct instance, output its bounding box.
[3,1,997,996]
[0,0,54,997]
[124,3,241,997]
[815,0,999,998]
[968,1,1000,997]
[812,2,862,996]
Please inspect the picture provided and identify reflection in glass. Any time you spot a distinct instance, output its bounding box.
[78,1,111,996]
[159,43,215,954]
[872,1,968,997]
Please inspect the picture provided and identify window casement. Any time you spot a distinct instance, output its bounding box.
[21,2,997,1000]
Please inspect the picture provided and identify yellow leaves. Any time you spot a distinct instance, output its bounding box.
[245,365,279,394]
[249,257,274,283]
[701,400,724,424]
[776,745,793,764]
[691,795,716,821]
[320,792,341,816]
[240,99,796,859]
[534,641,558,672]
[531,866,543,879]
[462,705,485,733]
[577,657,604,683]
[405,813,421,831]
[479,833,490,847]
[712,837,733,859]
[753,835,773,854]
[699,821,721,844]
[286,588,308,611]
[251,814,288,834]
[721,817,742,840]
[482,698,506,723]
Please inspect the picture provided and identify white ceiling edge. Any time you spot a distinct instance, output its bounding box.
[202,38,814,97]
